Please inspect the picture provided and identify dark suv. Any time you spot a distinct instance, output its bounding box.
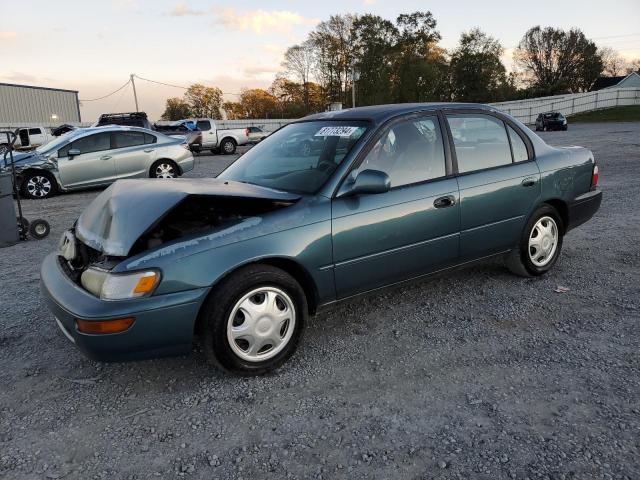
[96,112,153,129]
[535,112,568,131]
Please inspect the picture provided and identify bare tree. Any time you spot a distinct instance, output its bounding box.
[282,40,315,112]
[600,47,628,77]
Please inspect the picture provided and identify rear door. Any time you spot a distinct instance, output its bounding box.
[111,131,157,179]
[331,113,460,298]
[196,119,216,148]
[445,111,540,260]
[56,132,116,188]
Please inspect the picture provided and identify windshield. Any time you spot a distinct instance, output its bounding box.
[219,121,369,194]
[35,129,84,154]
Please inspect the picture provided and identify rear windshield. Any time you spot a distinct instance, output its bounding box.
[219,121,369,194]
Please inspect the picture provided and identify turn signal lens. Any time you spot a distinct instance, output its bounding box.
[133,272,159,294]
[76,317,135,334]
[591,164,599,188]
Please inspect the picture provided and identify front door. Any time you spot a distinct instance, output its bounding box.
[57,132,116,188]
[445,113,540,260]
[331,114,460,298]
[196,119,217,148]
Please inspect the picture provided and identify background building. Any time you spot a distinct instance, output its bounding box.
[0,83,81,126]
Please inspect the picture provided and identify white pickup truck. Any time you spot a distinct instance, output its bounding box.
[0,126,53,155]
[182,118,249,155]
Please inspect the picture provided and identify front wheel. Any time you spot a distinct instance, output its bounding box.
[150,159,179,179]
[506,204,564,277]
[201,265,307,375]
[21,171,56,199]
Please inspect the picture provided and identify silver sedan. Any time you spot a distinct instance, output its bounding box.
[4,126,194,199]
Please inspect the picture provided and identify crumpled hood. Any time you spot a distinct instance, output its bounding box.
[76,178,301,257]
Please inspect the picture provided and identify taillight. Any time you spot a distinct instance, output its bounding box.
[591,164,599,189]
[245,128,249,137]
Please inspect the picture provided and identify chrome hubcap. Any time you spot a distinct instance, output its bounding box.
[155,163,175,178]
[223,141,234,153]
[26,176,52,197]
[529,216,558,267]
[227,287,296,362]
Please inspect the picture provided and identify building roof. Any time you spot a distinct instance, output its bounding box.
[302,102,496,125]
[0,82,78,94]
[593,71,640,91]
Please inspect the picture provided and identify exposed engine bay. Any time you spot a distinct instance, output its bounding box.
[131,195,295,255]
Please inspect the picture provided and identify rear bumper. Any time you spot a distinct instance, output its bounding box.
[40,252,209,362]
[177,155,194,175]
[567,189,602,231]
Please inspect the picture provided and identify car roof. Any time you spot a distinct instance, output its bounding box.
[301,102,500,125]
[73,125,157,137]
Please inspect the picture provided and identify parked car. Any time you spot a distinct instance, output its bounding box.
[3,126,193,199]
[247,126,270,143]
[41,103,601,375]
[0,126,53,156]
[535,112,568,131]
[96,112,203,152]
[182,118,249,154]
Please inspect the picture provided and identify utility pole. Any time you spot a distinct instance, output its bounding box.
[130,74,139,111]
[351,66,356,108]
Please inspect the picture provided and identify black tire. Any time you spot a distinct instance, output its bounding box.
[21,171,56,199]
[17,217,29,237]
[29,219,50,239]
[201,265,307,376]
[562,126,568,131]
[220,138,236,155]
[506,204,564,277]
[150,159,179,179]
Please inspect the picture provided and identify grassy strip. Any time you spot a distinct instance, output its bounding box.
[568,105,640,123]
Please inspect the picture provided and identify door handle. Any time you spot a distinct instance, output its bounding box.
[144,149,154,153]
[521,177,536,187]
[434,195,456,208]
[100,155,112,161]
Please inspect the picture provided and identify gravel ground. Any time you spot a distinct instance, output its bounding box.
[0,123,638,480]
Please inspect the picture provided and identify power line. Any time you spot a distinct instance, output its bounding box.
[79,79,131,102]
[133,74,241,95]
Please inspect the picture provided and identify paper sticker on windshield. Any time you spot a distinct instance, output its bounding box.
[315,126,359,137]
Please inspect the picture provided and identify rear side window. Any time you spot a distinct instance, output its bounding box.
[196,120,211,131]
[144,133,157,144]
[58,132,111,157]
[28,128,42,135]
[446,114,512,173]
[112,131,147,148]
[507,125,529,162]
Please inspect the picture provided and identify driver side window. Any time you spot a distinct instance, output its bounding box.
[58,133,111,158]
[354,116,446,188]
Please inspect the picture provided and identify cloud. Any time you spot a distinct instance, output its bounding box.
[212,8,317,35]
[243,64,280,78]
[0,31,17,41]
[363,0,376,4]
[0,71,39,83]
[170,3,205,16]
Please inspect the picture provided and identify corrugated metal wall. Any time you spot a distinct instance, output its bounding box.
[0,83,80,124]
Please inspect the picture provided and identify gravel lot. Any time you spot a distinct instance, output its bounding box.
[1,123,639,480]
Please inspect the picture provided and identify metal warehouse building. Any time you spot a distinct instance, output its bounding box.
[0,82,81,125]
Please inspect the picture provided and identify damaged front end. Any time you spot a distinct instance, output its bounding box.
[62,178,300,299]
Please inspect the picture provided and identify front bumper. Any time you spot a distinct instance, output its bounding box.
[567,189,602,231]
[40,252,209,361]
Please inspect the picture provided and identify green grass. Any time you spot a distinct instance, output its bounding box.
[568,105,640,123]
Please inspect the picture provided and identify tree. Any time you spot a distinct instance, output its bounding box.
[514,26,603,94]
[160,97,192,120]
[449,28,514,102]
[599,47,628,77]
[391,11,449,102]
[185,84,224,119]
[282,40,315,112]
[351,14,397,106]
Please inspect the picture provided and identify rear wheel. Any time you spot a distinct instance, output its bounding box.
[29,219,50,239]
[220,138,236,155]
[201,265,307,375]
[21,171,56,199]
[506,204,564,277]
[150,159,179,179]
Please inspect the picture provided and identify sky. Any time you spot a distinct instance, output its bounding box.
[1,0,638,121]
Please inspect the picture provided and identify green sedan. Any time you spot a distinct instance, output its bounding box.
[41,103,602,375]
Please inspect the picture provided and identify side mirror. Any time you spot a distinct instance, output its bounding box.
[339,169,391,197]
[67,148,81,158]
